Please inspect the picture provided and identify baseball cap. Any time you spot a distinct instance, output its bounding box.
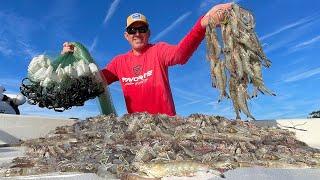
[126,13,149,28]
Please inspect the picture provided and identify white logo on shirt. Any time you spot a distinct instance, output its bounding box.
[122,70,153,85]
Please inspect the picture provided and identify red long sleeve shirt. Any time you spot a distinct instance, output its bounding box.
[101,17,206,116]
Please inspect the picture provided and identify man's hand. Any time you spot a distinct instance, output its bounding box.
[61,42,75,54]
[201,3,233,28]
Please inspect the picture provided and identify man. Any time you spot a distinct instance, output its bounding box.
[62,3,232,116]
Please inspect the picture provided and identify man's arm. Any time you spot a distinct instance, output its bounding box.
[159,3,232,66]
[159,17,205,66]
[100,59,119,85]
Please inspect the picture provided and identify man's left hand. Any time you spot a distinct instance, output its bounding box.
[201,3,233,28]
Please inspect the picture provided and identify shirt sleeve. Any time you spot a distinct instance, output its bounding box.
[100,58,119,85]
[159,16,206,67]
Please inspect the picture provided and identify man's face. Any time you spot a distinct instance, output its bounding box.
[124,22,150,51]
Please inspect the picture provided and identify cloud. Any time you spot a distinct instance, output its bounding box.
[151,12,192,42]
[0,78,22,92]
[261,111,290,119]
[264,98,320,119]
[172,86,219,110]
[40,1,78,43]
[172,86,212,101]
[263,19,320,54]
[285,35,320,54]
[90,0,120,52]
[176,99,205,108]
[204,102,235,118]
[260,14,320,41]
[0,11,40,58]
[103,0,121,25]
[283,67,320,83]
[0,39,13,56]
[18,97,100,119]
[18,40,39,58]
[89,36,99,52]
[292,35,320,49]
[20,104,100,119]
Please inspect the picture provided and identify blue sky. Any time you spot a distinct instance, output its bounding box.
[1,0,320,120]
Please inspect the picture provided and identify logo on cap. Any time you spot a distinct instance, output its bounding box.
[131,13,141,20]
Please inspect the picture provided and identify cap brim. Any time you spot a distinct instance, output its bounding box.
[126,20,148,28]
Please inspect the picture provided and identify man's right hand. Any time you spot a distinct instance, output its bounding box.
[61,42,75,54]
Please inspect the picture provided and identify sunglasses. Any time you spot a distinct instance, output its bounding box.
[126,26,149,35]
